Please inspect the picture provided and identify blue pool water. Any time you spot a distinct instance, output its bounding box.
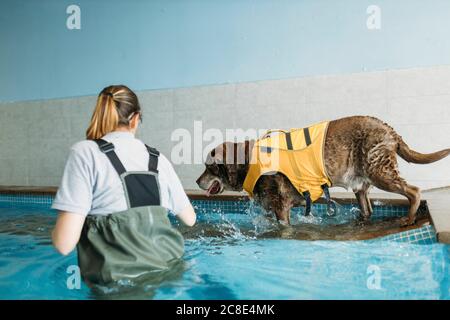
[0,200,449,300]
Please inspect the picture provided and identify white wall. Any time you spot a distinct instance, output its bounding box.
[1,65,450,192]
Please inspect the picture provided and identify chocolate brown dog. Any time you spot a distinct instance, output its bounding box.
[196,116,450,226]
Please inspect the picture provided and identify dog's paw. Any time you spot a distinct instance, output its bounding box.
[399,216,415,227]
[356,215,371,226]
[278,220,290,227]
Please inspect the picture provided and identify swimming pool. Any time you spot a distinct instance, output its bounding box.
[0,195,449,300]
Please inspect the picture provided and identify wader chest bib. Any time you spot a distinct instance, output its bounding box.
[77,139,184,285]
[243,121,334,215]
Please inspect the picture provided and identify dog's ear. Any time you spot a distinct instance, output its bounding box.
[225,141,252,188]
[235,141,252,165]
[226,164,237,188]
[234,142,245,165]
[222,141,249,165]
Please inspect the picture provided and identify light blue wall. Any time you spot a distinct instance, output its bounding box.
[2,0,450,102]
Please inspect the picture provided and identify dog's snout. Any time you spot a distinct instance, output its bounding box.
[196,171,209,189]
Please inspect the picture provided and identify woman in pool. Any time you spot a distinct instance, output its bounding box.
[51,85,196,285]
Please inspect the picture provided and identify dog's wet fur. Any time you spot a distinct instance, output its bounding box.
[196,116,450,226]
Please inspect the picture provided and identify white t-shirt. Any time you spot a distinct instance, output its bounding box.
[51,131,191,216]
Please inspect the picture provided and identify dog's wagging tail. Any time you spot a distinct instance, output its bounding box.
[397,138,450,164]
[196,116,450,227]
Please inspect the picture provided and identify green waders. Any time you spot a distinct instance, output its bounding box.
[77,139,184,285]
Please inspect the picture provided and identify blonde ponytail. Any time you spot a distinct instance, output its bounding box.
[86,93,119,140]
[86,85,141,140]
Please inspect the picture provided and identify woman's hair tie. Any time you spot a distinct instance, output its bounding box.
[100,91,113,98]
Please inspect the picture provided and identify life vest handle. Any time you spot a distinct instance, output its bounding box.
[261,129,288,139]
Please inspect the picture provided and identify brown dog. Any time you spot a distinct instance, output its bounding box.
[196,116,450,226]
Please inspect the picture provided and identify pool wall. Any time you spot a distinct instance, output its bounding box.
[1,65,450,191]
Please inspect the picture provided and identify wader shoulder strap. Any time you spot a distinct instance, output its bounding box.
[145,145,159,173]
[94,139,126,176]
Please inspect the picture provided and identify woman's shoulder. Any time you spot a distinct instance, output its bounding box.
[155,151,172,169]
[146,149,175,174]
[139,141,170,166]
[69,140,99,157]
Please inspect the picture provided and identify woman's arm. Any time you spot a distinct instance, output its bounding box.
[51,145,94,255]
[52,212,86,256]
[160,154,197,226]
[177,204,196,226]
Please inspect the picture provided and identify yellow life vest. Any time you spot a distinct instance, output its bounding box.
[243,121,331,202]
